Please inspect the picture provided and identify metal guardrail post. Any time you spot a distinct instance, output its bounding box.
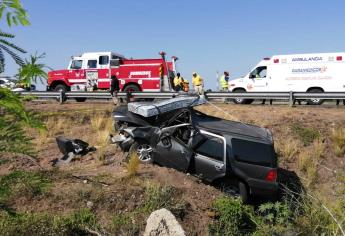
[289,91,294,107]
[59,90,65,104]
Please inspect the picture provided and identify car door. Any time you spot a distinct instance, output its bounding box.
[154,135,193,172]
[248,66,269,91]
[97,55,110,89]
[193,130,226,182]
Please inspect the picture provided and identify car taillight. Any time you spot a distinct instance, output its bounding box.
[336,56,342,61]
[265,169,277,182]
[274,59,279,63]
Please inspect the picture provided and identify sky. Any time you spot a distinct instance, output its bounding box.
[2,0,345,90]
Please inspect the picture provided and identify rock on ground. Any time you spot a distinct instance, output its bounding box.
[144,208,185,236]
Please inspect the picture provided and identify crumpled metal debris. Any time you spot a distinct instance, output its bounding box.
[52,136,95,166]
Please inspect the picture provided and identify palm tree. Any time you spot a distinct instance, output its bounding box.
[0,30,26,72]
[0,0,29,73]
[0,0,30,26]
[17,53,50,88]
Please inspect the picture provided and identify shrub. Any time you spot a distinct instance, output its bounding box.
[291,123,320,146]
[331,128,345,157]
[143,183,176,213]
[209,197,256,236]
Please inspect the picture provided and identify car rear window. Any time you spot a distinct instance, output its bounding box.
[232,138,275,167]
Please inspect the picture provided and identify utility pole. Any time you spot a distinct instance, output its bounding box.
[216,71,219,91]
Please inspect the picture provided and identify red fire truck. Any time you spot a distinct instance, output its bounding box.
[47,51,177,100]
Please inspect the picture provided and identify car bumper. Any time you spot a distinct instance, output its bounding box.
[110,134,134,152]
[247,178,278,199]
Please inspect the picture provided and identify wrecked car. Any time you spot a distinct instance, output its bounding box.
[111,97,278,202]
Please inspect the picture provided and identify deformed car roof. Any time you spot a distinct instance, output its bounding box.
[191,110,273,143]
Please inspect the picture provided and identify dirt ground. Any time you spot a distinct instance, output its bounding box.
[1,100,344,235]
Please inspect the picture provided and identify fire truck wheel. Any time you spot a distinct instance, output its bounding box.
[54,84,67,93]
[75,98,87,102]
[123,84,140,93]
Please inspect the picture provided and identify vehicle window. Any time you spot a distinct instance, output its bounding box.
[249,66,267,79]
[87,60,97,69]
[168,111,191,126]
[70,60,82,69]
[232,138,275,167]
[110,59,121,67]
[99,55,109,65]
[195,134,224,162]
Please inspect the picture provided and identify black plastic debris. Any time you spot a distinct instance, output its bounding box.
[52,136,95,166]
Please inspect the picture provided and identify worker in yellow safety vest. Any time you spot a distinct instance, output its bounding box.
[192,72,204,95]
[173,72,183,91]
[219,71,230,91]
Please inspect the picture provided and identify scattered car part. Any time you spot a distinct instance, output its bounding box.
[53,136,94,166]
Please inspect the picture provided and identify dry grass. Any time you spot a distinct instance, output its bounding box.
[297,138,325,188]
[89,114,113,161]
[331,128,345,157]
[126,153,140,177]
[276,138,300,162]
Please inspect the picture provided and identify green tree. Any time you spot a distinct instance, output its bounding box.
[0,30,26,72]
[0,0,30,26]
[18,53,50,88]
[0,87,44,156]
[0,0,29,73]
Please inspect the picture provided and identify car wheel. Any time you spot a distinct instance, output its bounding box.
[129,142,153,164]
[75,98,87,102]
[232,89,253,104]
[307,88,324,105]
[239,181,249,203]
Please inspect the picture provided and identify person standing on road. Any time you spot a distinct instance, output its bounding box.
[173,72,183,91]
[110,75,120,105]
[192,72,204,95]
[220,71,230,91]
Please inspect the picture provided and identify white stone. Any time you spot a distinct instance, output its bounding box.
[144,208,185,236]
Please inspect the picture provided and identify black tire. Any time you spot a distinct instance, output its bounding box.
[128,142,153,164]
[232,89,253,104]
[239,181,249,203]
[75,98,87,102]
[54,84,67,92]
[123,84,141,102]
[307,88,324,105]
[123,84,140,93]
[53,84,68,102]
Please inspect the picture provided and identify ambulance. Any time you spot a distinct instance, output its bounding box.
[229,52,345,104]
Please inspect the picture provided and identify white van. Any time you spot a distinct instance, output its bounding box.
[229,52,345,104]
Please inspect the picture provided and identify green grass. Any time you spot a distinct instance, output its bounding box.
[209,193,345,236]
[0,170,51,203]
[0,209,99,236]
[209,197,256,236]
[291,123,320,146]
